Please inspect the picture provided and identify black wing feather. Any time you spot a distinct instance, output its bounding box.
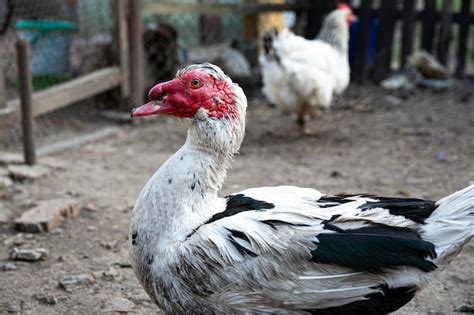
[206,194,275,224]
[318,194,437,223]
[311,225,437,273]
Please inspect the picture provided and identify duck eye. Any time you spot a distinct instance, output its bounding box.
[190,79,201,88]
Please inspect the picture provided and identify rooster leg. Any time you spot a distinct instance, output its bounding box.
[296,100,306,127]
[297,101,319,136]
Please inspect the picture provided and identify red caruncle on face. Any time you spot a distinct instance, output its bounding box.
[147,70,236,119]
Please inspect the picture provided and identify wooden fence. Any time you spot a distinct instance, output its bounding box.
[0,0,145,164]
[143,0,473,83]
[307,0,474,83]
[2,0,473,163]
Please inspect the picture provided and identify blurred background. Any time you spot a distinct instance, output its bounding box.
[0,0,473,151]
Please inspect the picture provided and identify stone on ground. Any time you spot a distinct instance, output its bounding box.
[0,262,17,271]
[0,151,23,165]
[0,176,13,189]
[101,297,136,314]
[33,293,57,305]
[0,166,9,176]
[14,199,80,233]
[59,274,95,292]
[8,164,49,181]
[9,248,48,261]
[0,204,13,224]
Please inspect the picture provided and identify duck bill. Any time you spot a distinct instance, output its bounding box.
[131,102,175,117]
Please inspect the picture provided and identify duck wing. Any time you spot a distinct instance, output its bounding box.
[178,186,437,313]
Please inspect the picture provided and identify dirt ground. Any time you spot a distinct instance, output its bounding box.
[0,84,473,314]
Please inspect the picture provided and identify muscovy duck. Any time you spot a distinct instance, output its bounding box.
[129,63,473,314]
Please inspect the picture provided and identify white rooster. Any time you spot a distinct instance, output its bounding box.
[260,4,354,134]
[129,63,473,314]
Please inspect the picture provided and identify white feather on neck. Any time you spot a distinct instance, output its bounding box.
[130,82,247,251]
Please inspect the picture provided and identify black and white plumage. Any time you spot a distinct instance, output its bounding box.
[129,63,474,314]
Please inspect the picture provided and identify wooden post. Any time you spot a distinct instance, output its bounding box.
[326,0,337,12]
[401,0,416,68]
[353,0,372,83]
[437,0,452,65]
[112,0,130,99]
[0,66,6,109]
[111,0,130,110]
[16,40,36,165]
[293,11,302,35]
[243,0,258,42]
[257,0,285,41]
[128,0,144,108]
[373,0,397,81]
[200,0,222,45]
[0,66,9,143]
[421,0,436,53]
[304,1,325,39]
[455,0,471,78]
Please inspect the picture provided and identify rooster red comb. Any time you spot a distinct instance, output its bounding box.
[337,3,352,12]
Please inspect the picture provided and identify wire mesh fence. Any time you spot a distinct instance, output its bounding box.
[0,0,114,100]
[0,0,118,149]
[141,0,303,95]
[3,0,471,154]
[0,0,306,150]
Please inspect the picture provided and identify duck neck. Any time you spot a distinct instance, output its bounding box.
[182,119,242,197]
[184,83,247,195]
[132,85,247,241]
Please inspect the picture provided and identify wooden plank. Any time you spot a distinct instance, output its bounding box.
[128,0,145,108]
[353,0,373,83]
[0,66,6,109]
[401,0,416,68]
[258,0,285,41]
[373,0,397,81]
[200,0,223,44]
[143,1,313,15]
[421,0,436,52]
[355,8,473,24]
[16,40,36,165]
[2,67,123,124]
[304,1,325,39]
[451,11,474,23]
[437,0,453,65]
[143,2,473,21]
[293,11,304,35]
[112,0,130,98]
[455,0,471,77]
[243,8,258,41]
[32,67,123,117]
[326,0,337,12]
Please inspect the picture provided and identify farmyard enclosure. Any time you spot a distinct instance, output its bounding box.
[0,0,473,314]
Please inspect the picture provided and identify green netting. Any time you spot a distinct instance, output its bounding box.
[16,20,76,32]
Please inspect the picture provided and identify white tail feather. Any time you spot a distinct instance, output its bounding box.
[422,185,474,266]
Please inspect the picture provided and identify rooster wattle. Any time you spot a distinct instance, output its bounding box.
[129,63,473,314]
